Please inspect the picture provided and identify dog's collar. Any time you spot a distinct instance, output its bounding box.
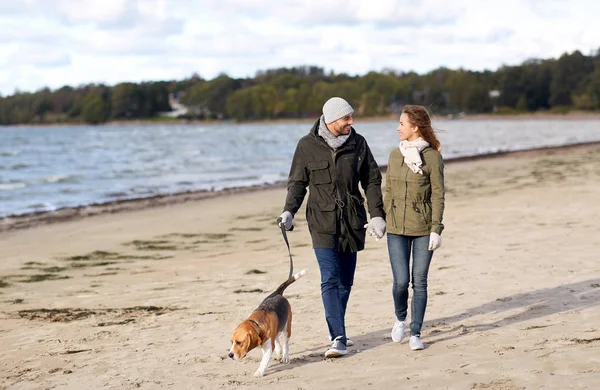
[249,319,263,337]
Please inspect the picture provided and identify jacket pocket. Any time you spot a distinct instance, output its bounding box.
[412,202,429,225]
[307,201,336,234]
[308,161,331,185]
[347,195,367,230]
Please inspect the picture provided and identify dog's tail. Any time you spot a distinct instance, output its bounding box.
[268,269,306,298]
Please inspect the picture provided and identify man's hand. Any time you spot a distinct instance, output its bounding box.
[278,211,294,231]
[364,216,386,239]
[428,232,442,251]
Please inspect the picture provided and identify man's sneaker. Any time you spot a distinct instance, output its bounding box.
[325,336,347,358]
[409,335,424,350]
[328,335,354,347]
[391,319,406,343]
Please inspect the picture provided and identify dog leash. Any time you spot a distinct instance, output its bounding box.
[276,217,294,280]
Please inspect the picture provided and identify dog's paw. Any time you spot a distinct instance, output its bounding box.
[254,369,265,378]
[281,355,290,364]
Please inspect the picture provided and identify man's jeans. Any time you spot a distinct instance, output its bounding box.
[387,233,433,337]
[314,248,357,344]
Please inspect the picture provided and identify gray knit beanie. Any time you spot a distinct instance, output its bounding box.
[322,97,354,124]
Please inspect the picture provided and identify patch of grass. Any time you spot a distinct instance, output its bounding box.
[571,337,600,344]
[0,280,11,288]
[70,261,117,268]
[23,261,45,266]
[62,250,171,264]
[246,239,267,244]
[229,227,264,232]
[65,251,118,261]
[245,269,266,275]
[523,325,551,330]
[199,233,232,240]
[233,288,264,294]
[97,319,135,327]
[125,240,178,251]
[116,254,172,260]
[18,308,96,322]
[159,233,202,238]
[41,266,68,273]
[83,272,119,277]
[17,306,175,323]
[128,305,164,311]
[19,274,71,283]
[21,265,67,273]
[8,298,24,304]
[63,349,92,355]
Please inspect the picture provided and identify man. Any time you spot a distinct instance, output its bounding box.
[278,97,386,358]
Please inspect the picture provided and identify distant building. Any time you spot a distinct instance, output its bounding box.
[159,93,189,117]
[489,90,501,98]
[489,90,501,112]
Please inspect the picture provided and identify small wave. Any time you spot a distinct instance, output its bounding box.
[27,203,57,212]
[0,163,30,170]
[106,191,130,198]
[1,151,20,157]
[0,182,26,191]
[60,188,80,194]
[43,174,76,183]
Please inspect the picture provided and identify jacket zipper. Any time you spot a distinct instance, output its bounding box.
[331,149,342,207]
[391,199,397,229]
[401,166,409,234]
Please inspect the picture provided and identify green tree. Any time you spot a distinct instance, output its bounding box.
[81,93,109,124]
[550,50,594,107]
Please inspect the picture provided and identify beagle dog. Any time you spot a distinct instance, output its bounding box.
[229,269,305,377]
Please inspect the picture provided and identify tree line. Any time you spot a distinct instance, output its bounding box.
[1,49,599,125]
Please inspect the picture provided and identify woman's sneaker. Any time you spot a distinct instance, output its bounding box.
[391,319,406,343]
[409,335,424,350]
[325,336,347,358]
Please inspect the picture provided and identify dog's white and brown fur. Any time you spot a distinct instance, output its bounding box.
[229,269,305,377]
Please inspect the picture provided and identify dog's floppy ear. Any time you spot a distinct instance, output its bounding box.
[246,323,261,350]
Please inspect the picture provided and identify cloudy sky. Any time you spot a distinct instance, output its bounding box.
[0,0,598,95]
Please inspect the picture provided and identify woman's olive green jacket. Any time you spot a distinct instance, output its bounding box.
[384,147,445,236]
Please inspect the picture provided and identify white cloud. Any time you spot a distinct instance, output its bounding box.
[0,0,599,95]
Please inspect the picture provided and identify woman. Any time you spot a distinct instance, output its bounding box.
[384,105,445,350]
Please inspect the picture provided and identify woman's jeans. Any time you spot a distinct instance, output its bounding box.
[387,233,433,337]
[314,248,357,344]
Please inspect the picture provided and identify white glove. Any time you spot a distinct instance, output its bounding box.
[278,211,293,231]
[428,232,442,251]
[363,216,386,239]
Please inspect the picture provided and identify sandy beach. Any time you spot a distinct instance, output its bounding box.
[1,143,599,389]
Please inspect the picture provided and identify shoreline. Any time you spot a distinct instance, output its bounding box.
[5,110,600,128]
[2,141,599,233]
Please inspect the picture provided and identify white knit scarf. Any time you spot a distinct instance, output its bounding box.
[399,138,430,174]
